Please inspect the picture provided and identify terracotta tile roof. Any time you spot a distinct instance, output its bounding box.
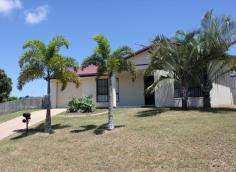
[77,65,97,76]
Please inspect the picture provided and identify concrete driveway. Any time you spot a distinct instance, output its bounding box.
[0,108,66,140]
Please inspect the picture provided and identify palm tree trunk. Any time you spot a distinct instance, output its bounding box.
[45,76,52,133]
[202,76,212,110]
[108,76,114,130]
[203,90,211,109]
[182,86,188,110]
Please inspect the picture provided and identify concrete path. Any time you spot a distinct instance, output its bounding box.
[0,109,66,140]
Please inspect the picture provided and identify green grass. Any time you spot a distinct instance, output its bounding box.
[59,108,107,117]
[0,109,40,124]
[0,108,236,172]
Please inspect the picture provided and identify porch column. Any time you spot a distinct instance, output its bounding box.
[111,73,117,107]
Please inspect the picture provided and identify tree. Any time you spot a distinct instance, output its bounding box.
[18,36,80,133]
[82,34,135,130]
[195,10,236,109]
[0,69,12,103]
[146,31,199,110]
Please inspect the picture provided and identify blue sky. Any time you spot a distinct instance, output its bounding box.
[0,0,235,97]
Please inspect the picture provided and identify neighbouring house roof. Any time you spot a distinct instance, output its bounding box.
[77,46,151,76]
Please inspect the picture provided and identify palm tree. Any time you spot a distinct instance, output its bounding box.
[195,10,236,109]
[82,34,135,130]
[18,36,80,133]
[146,31,199,110]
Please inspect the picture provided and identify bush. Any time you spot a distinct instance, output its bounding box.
[67,96,95,113]
[67,97,79,112]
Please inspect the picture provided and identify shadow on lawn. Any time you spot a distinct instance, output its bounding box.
[71,123,125,135]
[169,107,236,113]
[199,107,236,113]
[11,123,70,140]
[136,108,168,117]
[136,107,236,117]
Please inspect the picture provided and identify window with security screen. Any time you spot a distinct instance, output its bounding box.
[96,79,119,102]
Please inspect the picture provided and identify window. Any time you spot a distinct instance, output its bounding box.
[96,79,119,102]
[174,81,203,98]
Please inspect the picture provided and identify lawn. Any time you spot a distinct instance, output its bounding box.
[0,108,236,172]
[0,109,40,124]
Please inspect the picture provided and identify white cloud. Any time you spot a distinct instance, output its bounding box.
[24,5,48,24]
[0,0,22,15]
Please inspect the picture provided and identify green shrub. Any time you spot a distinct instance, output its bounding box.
[67,97,79,112]
[67,96,95,113]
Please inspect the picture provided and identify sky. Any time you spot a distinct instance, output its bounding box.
[0,0,236,97]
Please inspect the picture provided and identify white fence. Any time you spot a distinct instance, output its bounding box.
[0,97,44,115]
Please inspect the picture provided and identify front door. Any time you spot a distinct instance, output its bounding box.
[144,76,155,105]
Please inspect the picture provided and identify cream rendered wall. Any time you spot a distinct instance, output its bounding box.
[211,73,236,106]
[154,70,204,108]
[56,82,82,108]
[129,51,150,67]
[154,70,174,107]
[117,71,145,107]
[51,72,146,108]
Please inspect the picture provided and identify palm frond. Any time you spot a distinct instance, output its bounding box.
[93,34,111,60]
[47,36,69,60]
[19,50,44,68]
[112,46,133,58]
[55,70,80,91]
[23,40,46,53]
[17,64,45,90]
[146,75,174,94]
[97,65,107,78]
[117,58,136,76]
[81,53,105,68]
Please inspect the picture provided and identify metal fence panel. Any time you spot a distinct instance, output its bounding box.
[0,97,43,115]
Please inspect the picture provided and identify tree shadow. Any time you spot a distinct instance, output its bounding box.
[136,108,168,117]
[11,123,70,140]
[136,107,236,117]
[70,123,125,135]
[198,107,236,114]
[70,125,97,133]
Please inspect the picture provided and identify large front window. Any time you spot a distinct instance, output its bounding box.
[96,79,119,102]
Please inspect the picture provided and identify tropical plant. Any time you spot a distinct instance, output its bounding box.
[195,10,236,109]
[0,69,12,103]
[82,34,135,130]
[146,31,199,110]
[67,97,79,112]
[18,36,80,133]
[67,96,95,113]
[77,96,95,113]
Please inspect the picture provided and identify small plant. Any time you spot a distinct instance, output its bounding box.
[67,97,79,112]
[67,96,95,113]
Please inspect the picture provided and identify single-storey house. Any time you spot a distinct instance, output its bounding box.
[50,46,236,108]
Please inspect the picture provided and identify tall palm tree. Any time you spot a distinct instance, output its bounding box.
[146,31,199,110]
[18,36,80,133]
[82,34,135,130]
[196,10,236,109]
